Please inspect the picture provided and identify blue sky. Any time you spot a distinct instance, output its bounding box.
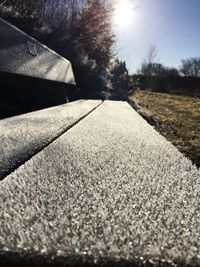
[113,0,200,74]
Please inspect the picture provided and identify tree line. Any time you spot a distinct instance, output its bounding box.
[133,46,200,96]
[137,46,200,78]
[138,57,200,78]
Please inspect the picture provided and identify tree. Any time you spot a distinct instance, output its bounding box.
[164,67,179,77]
[140,63,165,76]
[0,0,114,66]
[109,59,130,97]
[140,63,180,77]
[1,0,116,99]
[139,45,159,76]
[146,45,158,65]
[180,57,200,77]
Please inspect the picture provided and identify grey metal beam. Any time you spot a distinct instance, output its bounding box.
[0,18,75,85]
[0,100,102,179]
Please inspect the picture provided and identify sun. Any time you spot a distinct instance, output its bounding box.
[113,0,134,29]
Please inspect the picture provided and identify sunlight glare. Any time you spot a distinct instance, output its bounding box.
[113,0,134,29]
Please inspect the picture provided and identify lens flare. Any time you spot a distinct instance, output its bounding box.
[113,0,134,29]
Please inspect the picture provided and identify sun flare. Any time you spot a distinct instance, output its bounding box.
[113,0,134,28]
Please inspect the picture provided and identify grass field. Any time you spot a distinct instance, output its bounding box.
[130,90,200,167]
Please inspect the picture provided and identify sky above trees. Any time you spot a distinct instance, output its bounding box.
[113,0,200,74]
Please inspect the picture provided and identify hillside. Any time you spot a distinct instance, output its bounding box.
[130,90,200,167]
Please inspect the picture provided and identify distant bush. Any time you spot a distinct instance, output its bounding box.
[132,75,200,97]
[138,62,180,77]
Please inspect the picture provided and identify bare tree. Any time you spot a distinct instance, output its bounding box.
[180,57,200,77]
[139,45,159,76]
[147,45,158,64]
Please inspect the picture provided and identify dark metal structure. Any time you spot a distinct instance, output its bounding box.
[0,18,76,119]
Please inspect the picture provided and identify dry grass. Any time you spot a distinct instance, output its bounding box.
[130,90,200,167]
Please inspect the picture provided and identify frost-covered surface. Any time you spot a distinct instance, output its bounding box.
[0,100,199,266]
[0,100,101,179]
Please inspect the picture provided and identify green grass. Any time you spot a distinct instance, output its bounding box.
[130,90,200,167]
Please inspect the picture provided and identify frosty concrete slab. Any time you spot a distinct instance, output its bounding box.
[0,101,199,266]
[0,18,75,85]
[0,100,101,179]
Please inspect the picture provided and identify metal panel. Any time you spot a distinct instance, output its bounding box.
[0,18,76,85]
